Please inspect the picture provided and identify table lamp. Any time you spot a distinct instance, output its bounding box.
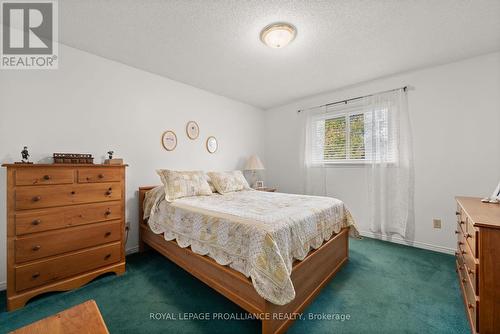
[244,154,265,188]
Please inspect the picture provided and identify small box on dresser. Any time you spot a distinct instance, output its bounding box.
[2,164,127,311]
[455,196,500,334]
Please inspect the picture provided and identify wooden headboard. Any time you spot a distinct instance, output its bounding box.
[138,186,159,252]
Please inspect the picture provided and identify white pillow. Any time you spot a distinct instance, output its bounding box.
[207,171,250,194]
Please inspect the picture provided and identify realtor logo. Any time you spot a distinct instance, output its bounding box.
[1,0,58,69]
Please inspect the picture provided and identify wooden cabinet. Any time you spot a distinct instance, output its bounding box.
[3,164,127,311]
[455,197,500,334]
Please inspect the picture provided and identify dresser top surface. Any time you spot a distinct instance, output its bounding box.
[456,196,500,229]
[2,164,127,168]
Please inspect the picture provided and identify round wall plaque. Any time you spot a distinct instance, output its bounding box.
[186,121,200,140]
[161,130,177,151]
[206,136,218,153]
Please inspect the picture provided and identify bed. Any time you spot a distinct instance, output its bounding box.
[138,186,358,334]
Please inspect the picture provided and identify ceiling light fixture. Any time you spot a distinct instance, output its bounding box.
[260,22,296,49]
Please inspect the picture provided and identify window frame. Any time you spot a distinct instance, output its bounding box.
[309,105,395,166]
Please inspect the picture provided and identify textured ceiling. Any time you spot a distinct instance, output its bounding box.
[59,0,500,109]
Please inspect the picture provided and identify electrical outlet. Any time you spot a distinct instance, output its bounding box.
[433,219,442,229]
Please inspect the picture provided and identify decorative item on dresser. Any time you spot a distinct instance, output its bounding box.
[2,163,128,311]
[104,150,124,165]
[455,196,500,334]
[19,146,32,164]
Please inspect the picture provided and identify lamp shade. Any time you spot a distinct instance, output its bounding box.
[245,155,265,170]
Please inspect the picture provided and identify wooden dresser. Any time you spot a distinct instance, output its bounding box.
[455,196,500,334]
[2,164,127,311]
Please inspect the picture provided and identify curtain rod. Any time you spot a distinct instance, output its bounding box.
[297,86,408,113]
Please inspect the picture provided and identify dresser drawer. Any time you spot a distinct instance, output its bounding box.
[15,183,121,210]
[15,168,74,186]
[16,220,121,263]
[463,249,479,295]
[465,218,479,258]
[457,258,480,333]
[456,252,464,274]
[457,240,473,261]
[15,202,122,235]
[458,240,479,294]
[78,168,121,183]
[455,222,465,246]
[455,207,467,231]
[463,269,480,332]
[15,242,121,291]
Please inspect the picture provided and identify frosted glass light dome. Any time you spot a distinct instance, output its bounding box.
[260,23,296,48]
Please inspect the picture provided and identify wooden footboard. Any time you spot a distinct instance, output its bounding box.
[138,186,349,334]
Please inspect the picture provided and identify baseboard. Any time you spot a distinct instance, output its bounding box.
[0,281,5,291]
[126,245,140,255]
[359,230,456,255]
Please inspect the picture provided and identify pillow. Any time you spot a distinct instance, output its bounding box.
[204,174,217,193]
[207,171,250,194]
[156,170,212,201]
[143,186,165,219]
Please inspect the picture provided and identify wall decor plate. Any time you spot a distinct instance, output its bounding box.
[206,136,218,153]
[186,121,199,140]
[161,130,177,151]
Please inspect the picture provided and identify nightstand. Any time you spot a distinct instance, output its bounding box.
[255,187,276,192]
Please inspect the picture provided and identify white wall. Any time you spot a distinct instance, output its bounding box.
[0,45,264,288]
[264,52,500,254]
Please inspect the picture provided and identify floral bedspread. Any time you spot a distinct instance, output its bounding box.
[145,188,359,305]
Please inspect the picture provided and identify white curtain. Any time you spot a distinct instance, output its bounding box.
[300,88,414,238]
[300,105,327,196]
[364,89,414,238]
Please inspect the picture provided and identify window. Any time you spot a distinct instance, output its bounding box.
[309,104,395,164]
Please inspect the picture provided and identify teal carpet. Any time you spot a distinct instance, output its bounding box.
[0,238,469,333]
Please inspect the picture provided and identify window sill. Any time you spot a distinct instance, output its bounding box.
[308,161,397,167]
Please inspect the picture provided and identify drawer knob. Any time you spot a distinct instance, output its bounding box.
[32,245,41,251]
[458,265,464,270]
[105,210,111,216]
[104,254,111,260]
[32,272,40,279]
[461,250,466,255]
[465,233,472,239]
[98,173,104,179]
[31,219,41,226]
[106,190,112,196]
[468,268,474,275]
[462,278,466,283]
[459,221,465,225]
[32,196,41,202]
[43,175,51,180]
[104,231,111,237]
[468,303,474,310]
[455,211,460,215]
[71,191,76,195]
[454,230,459,234]
[458,241,464,246]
